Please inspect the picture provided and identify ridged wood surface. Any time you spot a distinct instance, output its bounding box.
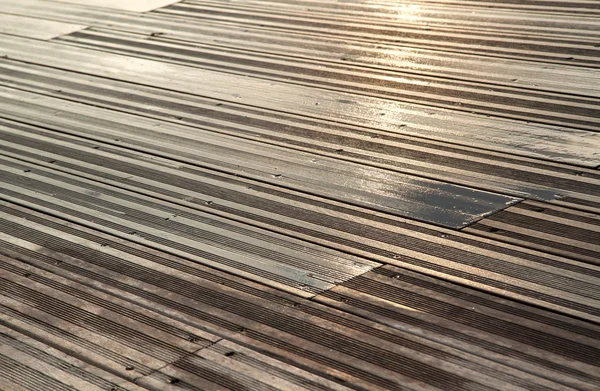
[0,0,599,390]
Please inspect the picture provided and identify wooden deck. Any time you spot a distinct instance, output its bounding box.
[0,1,599,390]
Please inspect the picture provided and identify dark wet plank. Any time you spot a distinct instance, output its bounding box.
[0,86,519,229]
[465,200,600,266]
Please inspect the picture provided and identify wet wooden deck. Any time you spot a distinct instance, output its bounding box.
[0,1,599,390]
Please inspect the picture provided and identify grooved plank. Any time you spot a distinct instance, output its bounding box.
[1,77,599,213]
[143,340,354,391]
[3,0,600,99]
[340,0,600,16]
[157,0,600,67]
[54,27,600,133]
[181,0,600,33]
[0,325,151,391]
[0,14,86,40]
[0,254,220,377]
[1,0,599,389]
[0,202,593,391]
[0,88,521,229]
[50,0,181,12]
[0,130,598,321]
[0,71,594,206]
[0,149,377,295]
[465,200,600,265]
[314,264,600,391]
[0,32,599,169]
[181,0,600,38]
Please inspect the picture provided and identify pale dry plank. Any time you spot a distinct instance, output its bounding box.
[0,89,520,228]
[49,0,181,13]
[0,34,598,169]
[0,14,86,39]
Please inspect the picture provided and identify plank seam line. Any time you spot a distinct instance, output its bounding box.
[459,199,526,230]
[131,336,225,386]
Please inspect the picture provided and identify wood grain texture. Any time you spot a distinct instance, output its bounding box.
[1,0,599,389]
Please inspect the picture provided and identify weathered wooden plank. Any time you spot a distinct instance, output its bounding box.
[0,89,520,228]
[0,152,377,295]
[465,200,600,265]
[158,0,600,67]
[0,325,152,391]
[4,0,600,98]
[314,264,600,391]
[1,76,599,215]
[0,141,598,321]
[0,204,594,391]
[0,14,85,40]
[0,31,597,167]
[55,27,600,133]
[50,0,180,12]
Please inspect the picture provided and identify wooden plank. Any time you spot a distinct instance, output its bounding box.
[0,325,151,391]
[0,137,598,322]
[157,0,600,67]
[314,264,600,391]
[0,152,378,295]
[0,205,593,391]
[55,27,600,133]
[142,340,355,391]
[49,0,181,13]
[1,74,599,214]
[465,200,600,265]
[183,0,600,37]
[0,90,521,229]
[0,30,596,167]
[343,0,600,16]
[4,0,600,98]
[0,14,85,40]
